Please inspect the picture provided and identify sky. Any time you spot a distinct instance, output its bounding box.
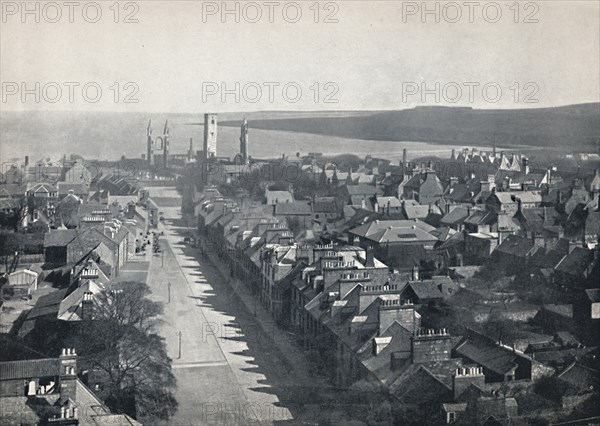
[1,0,599,112]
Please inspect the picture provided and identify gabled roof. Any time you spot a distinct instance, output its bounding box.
[58,280,105,321]
[494,234,537,258]
[455,340,520,376]
[27,182,57,194]
[376,196,402,209]
[313,197,338,213]
[489,192,518,205]
[389,364,452,403]
[57,182,89,196]
[350,219,435,238]
[405,280,444,300]
[584,288,600,303]
[440,207,470,226]
[274,201,313,215]
[465,210,495,226]
[44,229,79,247]
[555,247,594,276]
[430,226,457,242]
[0,184,26,197]
[345,184,381,196]
[0,358,60,380]
[403,204,431,220]
[529,247,566,269]
[112,225,131,243]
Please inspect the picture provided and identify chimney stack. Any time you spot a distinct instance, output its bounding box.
[452,367,485,400]
[81,291,93,320]
[365,245,375,267]
[59,348,78,404]
[522,157,530,175]
[412,264,419,281]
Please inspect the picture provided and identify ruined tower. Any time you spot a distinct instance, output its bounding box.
[203,113,217,160]
[146,119,170,168]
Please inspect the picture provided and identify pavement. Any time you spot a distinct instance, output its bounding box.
[144,187,321,426]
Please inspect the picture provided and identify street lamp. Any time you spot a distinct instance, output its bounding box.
[177,331,182,359]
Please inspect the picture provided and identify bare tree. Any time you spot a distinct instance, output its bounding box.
[68,281,177,421]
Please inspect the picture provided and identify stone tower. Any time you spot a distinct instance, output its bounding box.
[161,120,170,169]
[188,138,194,162]
[239,117,249,164]
[146,119,170,168]
[203,113,217,160]
[146,119,153,166]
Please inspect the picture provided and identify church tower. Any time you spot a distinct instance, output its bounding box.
[239,117,249,165]
[188,138,194,162]
[203,113,217,160]
[162,120,170,169]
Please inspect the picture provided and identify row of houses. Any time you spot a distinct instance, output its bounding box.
[192,182,599,424]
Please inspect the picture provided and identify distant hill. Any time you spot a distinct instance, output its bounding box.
[220,104,600,152]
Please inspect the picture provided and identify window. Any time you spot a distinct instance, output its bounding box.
[447,412,455,423]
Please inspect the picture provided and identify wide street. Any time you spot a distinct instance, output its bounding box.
[144,186,316,426]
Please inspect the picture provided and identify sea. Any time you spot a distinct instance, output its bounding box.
[0,111,509,164]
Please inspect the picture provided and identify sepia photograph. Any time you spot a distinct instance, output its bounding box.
[0,1,599,425]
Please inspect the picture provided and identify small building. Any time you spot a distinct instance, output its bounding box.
[265,187,294,205]
[493,234,539,267]
[274,201,313,228]
[0,349,141,425]
[1,268,39,298]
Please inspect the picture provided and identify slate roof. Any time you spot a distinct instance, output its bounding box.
[345,184,382,196]
[0,358,60,380]
[350,220,436,240]
[403,205,431,220]
[44,229,79,247]
[405,280,444,300]
[273,201,313,216]
[455,340,520,376]
[494,234,537,258]
[585,288,600,303]
[376,196,402,209]
[58,280,105,321]
[430,226,457,242]
[27,182,57,194]
[313,197,338,213]
[57,182,89,196]
[558,362,600,388]
[0,184,26,197]
[529,247,566,269]
[489,192,518,205]
[465,210,495,226]
[440,207,470,226]
[555,247,594,276]
[389,365,452,403]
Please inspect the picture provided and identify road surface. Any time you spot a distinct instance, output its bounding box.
[145,187,303,425]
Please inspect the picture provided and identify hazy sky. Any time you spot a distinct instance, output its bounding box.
[1,0,599,112]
